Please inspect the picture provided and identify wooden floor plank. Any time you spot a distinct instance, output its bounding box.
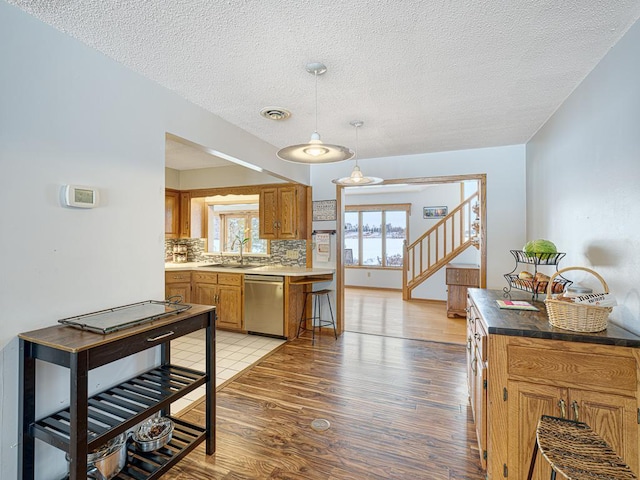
[344,287,467,345]
[168,332,484,480]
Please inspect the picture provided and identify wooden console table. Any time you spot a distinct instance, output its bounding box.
[18,303,216,480]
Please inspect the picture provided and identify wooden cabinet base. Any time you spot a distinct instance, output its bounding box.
[467,293,640,480]
[446,264,479,318]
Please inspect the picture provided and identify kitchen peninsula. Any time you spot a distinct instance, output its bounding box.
[165,263,334,339]
[467,288,640,479]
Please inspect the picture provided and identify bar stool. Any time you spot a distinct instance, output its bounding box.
[527,415,637,480]
[297,289,337,345]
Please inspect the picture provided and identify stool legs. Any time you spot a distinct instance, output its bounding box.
[324,292,337,340]
[527,440,538,480]
[296,290,336,345]
[527,438,557,480]
[297,292,310,339]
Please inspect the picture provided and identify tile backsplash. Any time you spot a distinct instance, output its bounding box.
[165,239,307,267]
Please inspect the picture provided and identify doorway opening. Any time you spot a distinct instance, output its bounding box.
[335,174,487,341]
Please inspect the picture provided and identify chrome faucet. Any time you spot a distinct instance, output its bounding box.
[238,241,244,265]
[232,230,249,265]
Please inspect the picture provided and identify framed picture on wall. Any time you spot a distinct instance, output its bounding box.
[313,200,337,221]
[423,206,448,218]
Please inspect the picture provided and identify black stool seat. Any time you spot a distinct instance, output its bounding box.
[297,289,336,345]
[527,415,636,480]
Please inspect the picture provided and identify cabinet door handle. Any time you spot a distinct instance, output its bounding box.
[571,400,579,421]
[467,336,472,352]
[146,331,175,342]
[471,355,477,374]
[558,399,567,419]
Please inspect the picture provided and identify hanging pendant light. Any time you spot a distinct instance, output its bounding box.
[277,63,354,164]
[332,121,383,185]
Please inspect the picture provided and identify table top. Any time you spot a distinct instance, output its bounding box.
[18,304,214,353]
[166,262,335,277]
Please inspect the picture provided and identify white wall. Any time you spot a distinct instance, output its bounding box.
[311,144,528,293]
[176,165,286,190]
[526,18,640,334]
[0,3,308,478]
[165,167,181,189]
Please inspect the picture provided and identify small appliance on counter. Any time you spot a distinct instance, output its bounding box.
[172,244,188,263]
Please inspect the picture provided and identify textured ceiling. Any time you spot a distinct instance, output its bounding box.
[9,0,640,169]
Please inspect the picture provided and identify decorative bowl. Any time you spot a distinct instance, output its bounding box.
[132,416,174,452]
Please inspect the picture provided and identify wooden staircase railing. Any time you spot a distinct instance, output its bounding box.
[402,193,479,300]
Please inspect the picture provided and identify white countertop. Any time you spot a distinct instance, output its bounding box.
[165,262,334,277]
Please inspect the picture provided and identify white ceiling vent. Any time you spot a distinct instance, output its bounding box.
[260,107,291,121]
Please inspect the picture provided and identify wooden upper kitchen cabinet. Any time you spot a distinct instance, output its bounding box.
[165,189,192,238]
[446,263,479,317]
[179,191,191,238]
[192,271,244,332]
[165,189,180,238]
[164,188,191,238]
[259,184,307,240]
[468,289,640,479]
[165,270,191,303]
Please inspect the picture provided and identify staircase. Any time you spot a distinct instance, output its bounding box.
[402,193,479,300]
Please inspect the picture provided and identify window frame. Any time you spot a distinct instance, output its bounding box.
[205,205,270,255]
[344,203,410,269]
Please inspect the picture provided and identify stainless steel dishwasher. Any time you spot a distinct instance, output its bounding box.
[244,274,285,338]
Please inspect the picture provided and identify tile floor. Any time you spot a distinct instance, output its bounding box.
[170,330,286,413]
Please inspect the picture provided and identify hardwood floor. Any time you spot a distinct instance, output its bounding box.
[164,288,481,479]
[168,332,484,479]
[344,287,467,345]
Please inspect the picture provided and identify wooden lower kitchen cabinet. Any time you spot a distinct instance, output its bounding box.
[192,271,244,331]
[468,289,640,479]
[466,298,487,470]
[446,263,479,317]
[165,270,192,303]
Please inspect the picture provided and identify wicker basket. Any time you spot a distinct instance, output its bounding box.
[545,266,612,332]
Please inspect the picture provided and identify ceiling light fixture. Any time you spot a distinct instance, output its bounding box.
[277,63,354,164]
[332,121,383,186]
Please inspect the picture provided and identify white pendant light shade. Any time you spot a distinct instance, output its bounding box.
[332,121,383,185]
[277,132,353,164]
[277,63,354,164]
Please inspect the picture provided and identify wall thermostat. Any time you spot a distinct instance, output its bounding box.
[63,184,99,208]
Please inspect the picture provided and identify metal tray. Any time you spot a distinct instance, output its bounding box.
[58,300,192,334]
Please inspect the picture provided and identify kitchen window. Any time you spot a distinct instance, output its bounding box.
[205,199,268,254]
[344,204,410,268]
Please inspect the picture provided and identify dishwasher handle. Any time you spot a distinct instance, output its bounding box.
[244,275,285,284]
[245,279,285,286]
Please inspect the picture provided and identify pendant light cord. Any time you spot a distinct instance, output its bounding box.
[314,71,319,133]
[354,123,359,167]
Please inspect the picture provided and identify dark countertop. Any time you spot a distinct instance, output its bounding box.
[469,288,640,348]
